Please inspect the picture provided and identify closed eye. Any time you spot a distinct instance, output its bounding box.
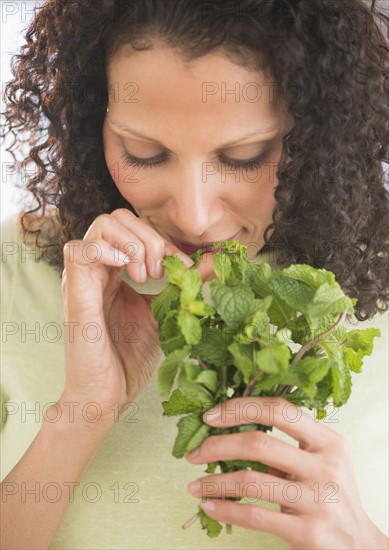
[120,150,268,171]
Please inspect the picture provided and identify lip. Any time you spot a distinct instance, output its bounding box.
[168,230,240,256]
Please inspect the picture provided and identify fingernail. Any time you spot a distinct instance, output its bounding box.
[186,447,200,459]
[203,407,221,423]
[178,254,195,268]
[155,258,163,277]
[200,500,216,512]
[118,253,131,264]
[187,480,201,493]
[139,263,147,282]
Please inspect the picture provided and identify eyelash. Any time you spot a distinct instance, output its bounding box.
[120,150,267,171]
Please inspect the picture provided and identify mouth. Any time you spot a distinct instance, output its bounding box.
[168,230,240,256]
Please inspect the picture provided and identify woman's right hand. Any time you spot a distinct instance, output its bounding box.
[57,208,195,431]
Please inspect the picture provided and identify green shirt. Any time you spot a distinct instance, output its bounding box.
[1,211,388,549]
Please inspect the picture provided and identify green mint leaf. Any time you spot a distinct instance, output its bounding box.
[221,460,268,473]
[267,274,315,315]
[180,269,202,307]
[189,249,203,267]
[210,280,257,328]
[303,371,334,417]
[158,345,191,397]
[177,362,203,384]
[213,239,249,283]
[159,310,186,355]
[195,370,219,393]
[255,343,291,374]
[286,356,333,398]
[172,413,210,458]
[198,507,223,538]
[162,255,187,286]
[331,361,352,407]
[176,378,214,406]
[342,328,381,373]
[305,283,354,323]
[235,296,273,344]
[249,264,295,326]
[285,315,311,345]
[162,388,207,416]
[251,371,288,393]
[237,424,259,432]
[191,324,234,367]
[161,309,180,340]
[321,341,352,406]
[151,283,180,323]
[205,462,219,473]
[160,334,187,356]
[188,300,216,317]
[227,342,254,384]
[213,252,232,284]
[249,262,273,294]
[177,310,202,345]
[278,263,337,290]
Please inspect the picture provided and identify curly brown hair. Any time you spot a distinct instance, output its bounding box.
[1,0,388,322]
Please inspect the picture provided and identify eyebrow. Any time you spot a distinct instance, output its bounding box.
[109,119,279,148]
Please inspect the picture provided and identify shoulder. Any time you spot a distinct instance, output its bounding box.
[1,210,63,318]
[1,208,62,250]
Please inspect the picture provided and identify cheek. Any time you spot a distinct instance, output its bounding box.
[238,166,278,218]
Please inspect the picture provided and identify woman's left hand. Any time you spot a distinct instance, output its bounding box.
[185,396,388,549]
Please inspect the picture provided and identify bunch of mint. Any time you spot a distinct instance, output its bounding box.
[150,240,380,538]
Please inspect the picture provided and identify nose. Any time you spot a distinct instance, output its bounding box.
[168,163,225,239]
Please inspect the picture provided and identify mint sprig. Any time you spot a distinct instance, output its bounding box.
[151,240,381,537]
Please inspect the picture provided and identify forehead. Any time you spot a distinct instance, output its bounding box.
[105,46,285,136]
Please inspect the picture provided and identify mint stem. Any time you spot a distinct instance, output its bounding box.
[274,312,348,397]
[182,512,199,530]
[290,311,347,366]
[242,371,264,397]
[198,357,209,370]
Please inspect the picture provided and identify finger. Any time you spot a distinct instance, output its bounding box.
[185,431,316,480]
[62,237,132,318]
[188,470,308,511]
[197,498,302,543]
[201,396,333,452]
[83,213,153,282]
[84,211,194,282]
[109,209,195,274]
[267,467,288,479]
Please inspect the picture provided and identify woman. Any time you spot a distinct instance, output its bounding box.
[1,0,388,548]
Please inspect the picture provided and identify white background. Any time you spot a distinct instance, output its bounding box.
[1,1,45,220]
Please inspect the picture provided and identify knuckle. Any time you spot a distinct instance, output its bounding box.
[63,239,79,251]
[203,435,219,455]
[246,431,268,455]
[63,240,80,264]
[245,505,262,527]
[317,460,333,481]
[331,431,348,453]
[147,237,166,258]
[111,208,132,218]
[240,469,257,487]
[97,213,111,226]
[125,241,144,263]
[305,521,323,547]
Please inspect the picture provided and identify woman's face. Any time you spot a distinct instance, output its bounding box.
[103,46,293,260]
